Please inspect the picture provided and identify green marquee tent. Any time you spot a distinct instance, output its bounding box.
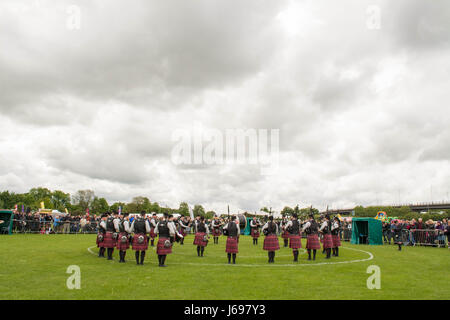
[350,217,383,245]
[0,210,14,235]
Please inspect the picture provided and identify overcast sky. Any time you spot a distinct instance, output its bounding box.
[1,0,450,213]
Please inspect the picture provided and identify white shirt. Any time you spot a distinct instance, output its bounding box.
[319,221,328,232]
[179,220,189,229]
[262,222,278,234]
[223,220,240,235]
[168,221,183,238]
[113,218,121,232]
[130,219,151,233]
[331,221,340,231]
[302,221,311,232]
[250,220,259,228]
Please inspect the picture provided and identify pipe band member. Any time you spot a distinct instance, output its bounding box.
[97,214,108,258]
[155,213,183,267]
[250,217,261,245]
[320,215,333,259]
[331,217,341,257]
[302,214,320,261]
[211,216,223,245]
[281,218,290,248]
[149,213,157,247]
[223,215,240,264]
[178,216,189,245]
[116,212,132,263]
[285,213,302,262]
[130,211,151,265]
[193,216,210,257]
[262,216,280,263]
[103,212,119,260]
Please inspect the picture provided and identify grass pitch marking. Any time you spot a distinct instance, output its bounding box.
[87,246,373,267]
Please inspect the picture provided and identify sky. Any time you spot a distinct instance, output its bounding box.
[1,0,450,214]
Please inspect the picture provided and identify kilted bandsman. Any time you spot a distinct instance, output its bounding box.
[193,216,210,257]
[262,216,280,263]
[130,211,151,265]
[319,215,333,259]
[116,213,132,263]
[393,220,403,251]
[155,213,183,267]
[223,215,240,264]
[285,213,302,262]
[149,213,157,247]
[96,214,108,258]
[104,212,118,260]
[281,219,290,247]
[302,214,321,260]
[178,216,189,245]
[250,217,261,245]
[169,214,184,244]
[331,216,341,257]
[211,216,223,244]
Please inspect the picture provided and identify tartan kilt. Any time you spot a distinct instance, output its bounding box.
[306,234,321,250]
[103,231,116,248]
[251,229,260,238]
[149,227,157,239]
[96,233,105,248]
[263,234,280,251]
[157,237,172,255]
[193,232,208,247]
[132,233,148,251]
[212,228,222,237]
[281,230,290,239]
[323,234,333,249]
[116,232,130,250]
[180,228,187,237]
[225,237,239,253]
[332,235,341,247]
[289,235,302,249]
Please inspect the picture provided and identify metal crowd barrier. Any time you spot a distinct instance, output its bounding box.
[404,229,448,247]
[12,219,99,234]
[10,220,449,248]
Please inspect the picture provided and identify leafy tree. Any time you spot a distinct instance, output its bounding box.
[51,190,71,211]
[193,204,205,217]
[110,202,126,213]
[205,211,216,219]
[281,206,294,217]
[91,197,110,214]
[72,190,95,211]
[178,202,190,216]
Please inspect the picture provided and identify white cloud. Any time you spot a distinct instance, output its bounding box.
[1,0,450,212]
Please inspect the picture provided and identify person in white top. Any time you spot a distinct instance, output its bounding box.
[302,214,321,260]
[116,213,132,263]
[319,215,333,259]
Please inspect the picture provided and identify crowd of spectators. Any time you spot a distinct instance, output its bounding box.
[382,218,449,247]
[11,211,449,248]
[12,212,101,234]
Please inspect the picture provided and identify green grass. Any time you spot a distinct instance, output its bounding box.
[0,234,448,300]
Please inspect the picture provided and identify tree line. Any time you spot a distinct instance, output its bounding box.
[1,187,448,220]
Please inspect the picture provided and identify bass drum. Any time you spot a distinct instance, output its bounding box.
[237,214,247,231]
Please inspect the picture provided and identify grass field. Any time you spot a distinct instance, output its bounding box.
[0,234,448,300]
